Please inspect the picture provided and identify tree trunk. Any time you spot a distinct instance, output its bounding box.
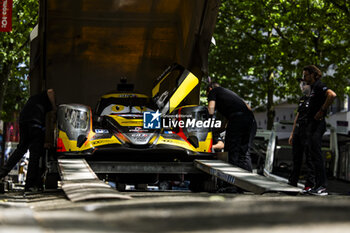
[266,70,275,130]
[0,62,12,120]
[0,122,6,167]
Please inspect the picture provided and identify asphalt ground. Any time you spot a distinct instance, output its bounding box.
[1,188,350,233]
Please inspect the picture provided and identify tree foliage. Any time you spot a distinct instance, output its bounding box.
[209,0,350,129]
[0,0,38,122]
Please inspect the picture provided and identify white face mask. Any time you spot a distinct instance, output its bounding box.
[300,81,311,96]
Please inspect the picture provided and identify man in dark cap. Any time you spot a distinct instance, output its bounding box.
[207,82,256,171]
[0,89,56,192]
[302,65,336,196]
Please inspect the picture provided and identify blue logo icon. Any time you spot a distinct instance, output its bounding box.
[143,110,161,129]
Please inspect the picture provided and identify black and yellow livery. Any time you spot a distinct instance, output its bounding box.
[56,64,214,161]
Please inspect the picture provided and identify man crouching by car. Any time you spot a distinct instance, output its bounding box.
[207,82,257,172]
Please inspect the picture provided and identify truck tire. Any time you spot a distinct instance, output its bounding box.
[117,183,126,191]
[189,174,217,192]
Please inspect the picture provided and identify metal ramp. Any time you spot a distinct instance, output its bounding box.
[58,159,131,202]
[194,160,301,194]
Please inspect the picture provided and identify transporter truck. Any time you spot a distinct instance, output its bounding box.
[29,0,221,190]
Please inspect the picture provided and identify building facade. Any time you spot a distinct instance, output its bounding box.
[254,96,350,136]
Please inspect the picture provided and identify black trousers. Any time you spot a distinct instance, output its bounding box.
[306,120,327,188]
[224,112,257,172]
[1,123,45,189]
[289,125,315,187]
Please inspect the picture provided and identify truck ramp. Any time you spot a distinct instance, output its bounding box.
[194,160,301,195]
[58,159,131,202]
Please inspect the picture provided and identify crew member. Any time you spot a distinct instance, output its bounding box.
[0,89,56,192]
[302,65,336,196]
[288,80,314,192]
[207,82,256,171]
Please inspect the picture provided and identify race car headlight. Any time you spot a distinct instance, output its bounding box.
[57,104,91,138]
[67,109,89,130]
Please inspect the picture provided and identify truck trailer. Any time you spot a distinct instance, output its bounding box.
[29,0,221,190]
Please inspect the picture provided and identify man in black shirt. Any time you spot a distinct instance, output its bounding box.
[0,89,56,192]
[288,81,314,192]
[207,83,256,171]
[302,65,336,196]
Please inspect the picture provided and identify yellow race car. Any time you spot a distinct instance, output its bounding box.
[52,64,220,190]
[56,64,216,160]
